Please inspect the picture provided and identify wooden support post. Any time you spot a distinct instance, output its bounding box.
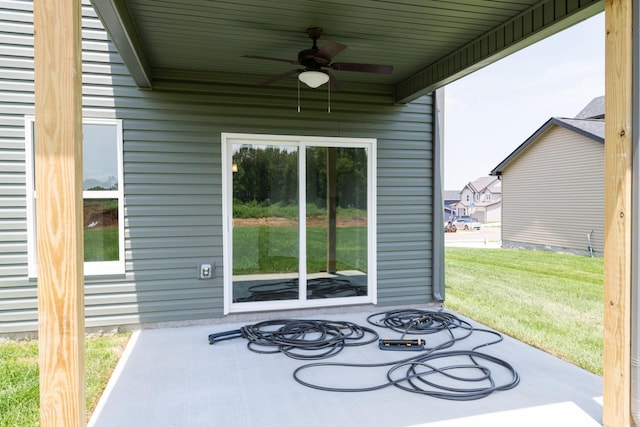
[603,0,633,425]
[34,0,86,425]
[327,147,337,274]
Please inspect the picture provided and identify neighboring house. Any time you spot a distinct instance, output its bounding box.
[451,177,502,223]
[490,96,605,257]
[0,1,443,334]
[443,190,461,220]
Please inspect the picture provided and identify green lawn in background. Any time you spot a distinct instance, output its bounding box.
[84,228,118,262]
[232,225,367,274]
[444,247,604,375]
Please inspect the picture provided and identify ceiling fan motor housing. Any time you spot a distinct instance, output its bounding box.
[298,49,326,69]
[299,27,328,69]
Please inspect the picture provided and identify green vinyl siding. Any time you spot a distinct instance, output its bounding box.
[0,0,32,334]
[0,0,435,333]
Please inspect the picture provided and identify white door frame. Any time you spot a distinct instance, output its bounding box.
[221,132,377,314]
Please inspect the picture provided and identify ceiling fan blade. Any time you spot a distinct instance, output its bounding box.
[330,62,394,75]
[327,71,342,92]
[242,54,299,65]
[315,40,347,62]
[260,69,300,85]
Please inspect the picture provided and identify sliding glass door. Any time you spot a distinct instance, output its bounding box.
[230,143,300,303]
[305,146,368,299]
[223,134,376,313]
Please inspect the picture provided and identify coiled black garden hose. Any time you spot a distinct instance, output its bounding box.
[208,309,520,400]
[293,309,520,400]
[210,318,379,360]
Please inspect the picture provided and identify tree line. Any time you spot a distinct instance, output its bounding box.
[232,145,367,210]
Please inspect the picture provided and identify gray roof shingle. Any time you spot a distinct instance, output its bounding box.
[574,96,605,119]
[490,118,603,176]
[555,117,604,140]
[468,176,499,192]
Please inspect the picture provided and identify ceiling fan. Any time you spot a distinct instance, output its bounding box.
[243,27,393,90]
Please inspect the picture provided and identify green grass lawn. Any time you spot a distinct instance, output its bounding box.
[444,247,604,375]
[84,228,119,262]
[0,333,131,426]
[232,225,367,274]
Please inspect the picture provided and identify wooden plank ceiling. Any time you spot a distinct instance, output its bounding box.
[92,0,603,103]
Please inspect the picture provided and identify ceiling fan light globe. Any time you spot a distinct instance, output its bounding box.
[299,70,329,88]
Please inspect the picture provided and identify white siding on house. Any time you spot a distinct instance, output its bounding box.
[485,203,501,223]
[0,0,437,333]
[501,125,604,255]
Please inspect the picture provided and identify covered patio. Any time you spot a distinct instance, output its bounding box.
[88,306,603,426]
[32,0,635,426]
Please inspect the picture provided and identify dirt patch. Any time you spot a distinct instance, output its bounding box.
[84,204,118,229]
[234,216,367,227]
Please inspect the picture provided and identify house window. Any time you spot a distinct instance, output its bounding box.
[25,117,125,277]
[486,193,491,201]
[466,195,470,202]
[222,133,376,314]
[475,193,480,201]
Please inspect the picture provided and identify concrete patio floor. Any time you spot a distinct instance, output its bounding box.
[88,306,603,427]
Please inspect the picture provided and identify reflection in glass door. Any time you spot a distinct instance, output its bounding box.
[224,134,375,311]
[231,144,299,302]
[305,146,368,299]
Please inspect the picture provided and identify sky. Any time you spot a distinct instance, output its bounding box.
[443,12,605,191]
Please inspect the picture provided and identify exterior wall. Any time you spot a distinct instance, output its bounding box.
[454,189,472,218]
[0,1,436,333]
[472,208,487,223]
[470,202,501,223]
[500,125,604,256]
[485,203,501,223]
[459,187,473,206]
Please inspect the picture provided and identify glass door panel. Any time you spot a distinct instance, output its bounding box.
[305,146,368,299]
[231,144,299,302]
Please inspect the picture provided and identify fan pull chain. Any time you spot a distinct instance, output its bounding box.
[297,76,332,113]
[297,78,301,113]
